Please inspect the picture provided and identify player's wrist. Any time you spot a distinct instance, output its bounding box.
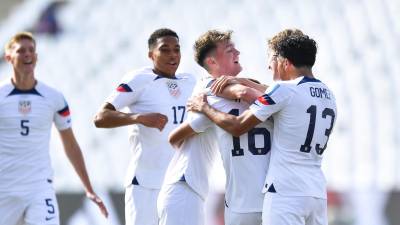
[130,113,140,123]
[201,102,211,113]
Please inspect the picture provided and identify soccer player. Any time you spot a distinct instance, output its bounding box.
[157,30,272,225]
[0,32,108,225]
[188,32,337,225]
[93,28,195,225]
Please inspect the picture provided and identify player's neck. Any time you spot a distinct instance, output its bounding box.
[293,67,314,79]
[209,71,236,79]
[11,72,36,90]
[152,69,176,79]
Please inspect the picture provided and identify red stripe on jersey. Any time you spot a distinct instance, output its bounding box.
[60,109,70,117]
[257,94,276,105]
[258,96,270,105]
[116,84,133,92]
[58,106,70,117]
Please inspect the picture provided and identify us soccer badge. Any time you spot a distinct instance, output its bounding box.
[166,80,181,98]
[18,100,32,115]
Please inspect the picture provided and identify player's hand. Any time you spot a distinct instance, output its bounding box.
[211,75,238,95]
[136,113,168,131]
[187,93,208,112]
[86,192,109,218]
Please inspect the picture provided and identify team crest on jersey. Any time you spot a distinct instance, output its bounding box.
[18,100,31,115]
[166,80,181,98]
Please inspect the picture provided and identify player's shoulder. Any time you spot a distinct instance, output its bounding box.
[0,79,14,100]
[292,76,326,88]
[189,76,212,95]
[198,76,214,89]
[265,81,291,96]
[35,80,65,101]
[121,67,157,83]
[175,72,197,84]
[35,80,62,94]
[269,76,315,94]
[0,78,12,92]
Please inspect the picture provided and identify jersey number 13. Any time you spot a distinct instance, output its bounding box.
[300,105,335,155]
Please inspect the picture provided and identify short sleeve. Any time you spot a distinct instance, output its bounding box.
[187,76,216,132]
[106,71,151,110]
[54,93,72,131]
[250,83,292,121]
[187,111,213,133]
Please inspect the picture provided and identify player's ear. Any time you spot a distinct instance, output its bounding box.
[283,58,292,69]
[4,52,11,62]
[205,56,216,68]
[148,51,153,60]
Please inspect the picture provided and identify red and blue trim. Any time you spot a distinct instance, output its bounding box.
[57,105,70,117]
[257,94,276,105]
[116,83,133,92]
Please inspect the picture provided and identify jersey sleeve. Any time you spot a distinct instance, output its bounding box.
[250,83,292,121]
[186,77,217,132]
[187,111,213,133]
[54,93,72,131]
[105,72,150,110]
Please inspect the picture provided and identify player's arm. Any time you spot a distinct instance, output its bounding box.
[211,76,268,97]
[58,128,109,218]
[93,102,167,131]
[187,94,262,137]
[235,77,268,93]
[219,83,264,104]
[169,122,197,149]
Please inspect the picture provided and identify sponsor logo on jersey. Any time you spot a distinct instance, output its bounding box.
[166,80,181,98]
[257,94,275,105]
[45,216,55,221]
[18,100,31,115]
[116,83,133,92]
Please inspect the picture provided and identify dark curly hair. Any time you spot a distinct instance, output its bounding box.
[148,28,179,50]
[276,34,317,68]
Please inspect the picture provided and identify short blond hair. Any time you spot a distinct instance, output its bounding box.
[4,32,36,54]
[267,28,303,52]
[194,30,233,68]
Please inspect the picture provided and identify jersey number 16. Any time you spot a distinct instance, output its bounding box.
[229,109,271,157]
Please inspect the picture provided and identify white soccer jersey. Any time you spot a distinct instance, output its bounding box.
[209,94,273,213]
[106,67,196,189]
[161,113,218,200]
[0,79,72,192]
[161,78,218,200]
[250,76,337,199]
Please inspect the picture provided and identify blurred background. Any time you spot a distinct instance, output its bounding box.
[0,0,399,224]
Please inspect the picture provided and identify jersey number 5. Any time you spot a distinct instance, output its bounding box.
[229,109,271,157]
[20,120,30,136]
[300,105,335,155]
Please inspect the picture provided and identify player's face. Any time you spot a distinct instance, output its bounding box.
[276,56,291,81]
[6,39,37,76]
[213,40,242,76]
[268,51,280,81]
[149,36,181,77]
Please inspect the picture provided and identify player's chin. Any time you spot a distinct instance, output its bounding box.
[233,64,242,75]
[164,66,178,75]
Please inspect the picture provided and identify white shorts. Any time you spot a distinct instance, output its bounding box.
[157,181,204,225]
[224,206,262,225]
[125,184,159,225]
[0,184,59,225]
[262,193,327,225]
